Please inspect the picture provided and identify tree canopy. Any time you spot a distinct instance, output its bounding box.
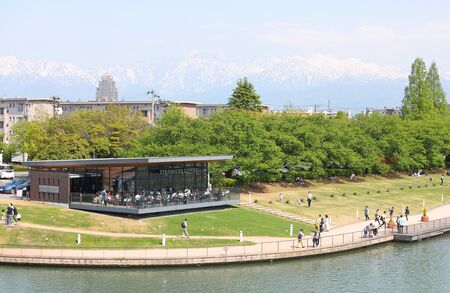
[228,77,263,111]
[401,58,448,118]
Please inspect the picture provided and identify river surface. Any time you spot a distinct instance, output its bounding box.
[0,234,449,293]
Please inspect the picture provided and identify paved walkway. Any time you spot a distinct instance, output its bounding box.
[1,203,449,266]
[242,202,315,224]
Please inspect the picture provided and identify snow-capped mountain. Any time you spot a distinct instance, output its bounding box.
[0,53,439,109]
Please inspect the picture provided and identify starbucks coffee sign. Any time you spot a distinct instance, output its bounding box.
[160,168,199,175]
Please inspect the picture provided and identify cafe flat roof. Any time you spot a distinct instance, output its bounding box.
[22,155,233,168]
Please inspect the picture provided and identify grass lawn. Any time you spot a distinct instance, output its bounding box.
[0,225,251,248]
[248,174,450,226]
[0,200,313,238]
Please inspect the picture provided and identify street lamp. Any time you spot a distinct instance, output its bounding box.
[146,90,158,125]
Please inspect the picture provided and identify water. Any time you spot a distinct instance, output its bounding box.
[0,235,449,293]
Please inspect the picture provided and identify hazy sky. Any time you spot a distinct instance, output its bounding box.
[2,0,450,71]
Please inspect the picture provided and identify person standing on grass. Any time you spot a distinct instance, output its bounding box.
[364,206,370,221]
[307,191,312,207]
[441,174,445,186]
[279,192,284,203]
[405,206,410,221]
[6,204,14,225]
[297,229,305,248]
[181,219,190,238]
[324,214,330,232]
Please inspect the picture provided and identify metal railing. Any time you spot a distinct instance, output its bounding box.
[395,216,450,235]
[0,228,394,260]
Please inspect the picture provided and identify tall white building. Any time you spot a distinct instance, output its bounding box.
[96,74,118,102]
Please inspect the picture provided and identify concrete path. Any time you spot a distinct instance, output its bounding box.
[241,202,315,224]
[1,203,449,266]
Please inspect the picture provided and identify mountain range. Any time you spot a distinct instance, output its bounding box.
[1,53,449,112]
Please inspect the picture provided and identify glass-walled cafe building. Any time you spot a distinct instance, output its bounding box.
[22,155,239,214]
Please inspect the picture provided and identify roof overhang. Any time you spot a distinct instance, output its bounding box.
[23,155,233,169]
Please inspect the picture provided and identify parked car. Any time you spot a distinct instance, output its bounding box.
[0,179,30,194]
[0,164,14,179]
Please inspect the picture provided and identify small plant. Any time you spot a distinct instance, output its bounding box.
[300,198,305,203]
[409,186,412,189]
[312,196,317,200]
[330,194,334,198]
[386,189,390,192]
[400,187,404,190]
[366,191,370,194]
[342,192,346,196]
[376,190,381,193]
[424,184,428,187]
[433,183,436,187]
[417,185,421,188]
[254,199,258,203]
[285,200,290,204]
[268,200,272,204]
[353,192,357,195]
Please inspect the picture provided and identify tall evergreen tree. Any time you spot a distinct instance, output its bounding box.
[401,58,433,119]
[228,77,263,111]
[426,61,448,115]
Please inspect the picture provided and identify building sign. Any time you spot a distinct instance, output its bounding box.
[160,168,199,175]
[39,185,59,194]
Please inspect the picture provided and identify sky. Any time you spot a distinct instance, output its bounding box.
[2,0,450,70]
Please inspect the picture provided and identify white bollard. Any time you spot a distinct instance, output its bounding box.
[77,234,81,245]
[239,230,244,243]
[356,209,359,219]
[162,234,166,246]
[289,224,294,237]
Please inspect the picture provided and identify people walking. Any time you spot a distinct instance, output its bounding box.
[364,206,370,221]
[307,191,312,207]
[405,206,410,221]
[379,211,387,228]
[315,215,322,232]
[181,218,190,238]
[324,214,330,232]
[374,209,381,226]
[312,231,320,247]
[6,204,14,225]
[389,207,395,219]
[297,229,305,248]
[320,216,325,233]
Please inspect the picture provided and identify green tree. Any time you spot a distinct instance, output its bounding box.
[401,58,433,119]
[228,77,263,111]
[426,61,448,115]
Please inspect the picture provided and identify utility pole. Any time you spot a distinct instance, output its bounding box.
[147,90,159,125]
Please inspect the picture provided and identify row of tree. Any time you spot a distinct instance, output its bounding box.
[8,58,450,186]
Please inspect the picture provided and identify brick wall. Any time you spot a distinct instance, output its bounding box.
[30,170,70,204]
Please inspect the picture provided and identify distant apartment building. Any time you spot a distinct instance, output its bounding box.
[365,107,401,116]
[60,100,199,124]
[196,103,271,117]
[0,97,56,143]
[96,74,118,102]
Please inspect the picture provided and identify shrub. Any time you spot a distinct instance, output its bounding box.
[424,184,428,187]
[409,186,412,189]
[417,185,421,188]
[285,200,290,204]
[376,190,381,193]
[254,199,258,203]
[400,187,404,190]
[330,194,334,198]
[342,192,346,196]
[433,183,436,187]
[312,196,317,200]
[353,192,357,195]
[268,200,272,204]
[300,198,305,203]
[366,191,370,194]
[386,189,390,192]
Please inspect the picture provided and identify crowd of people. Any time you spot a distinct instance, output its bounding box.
[362,205,410,237]
[1,203,21,225]
[82,187,232,209]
